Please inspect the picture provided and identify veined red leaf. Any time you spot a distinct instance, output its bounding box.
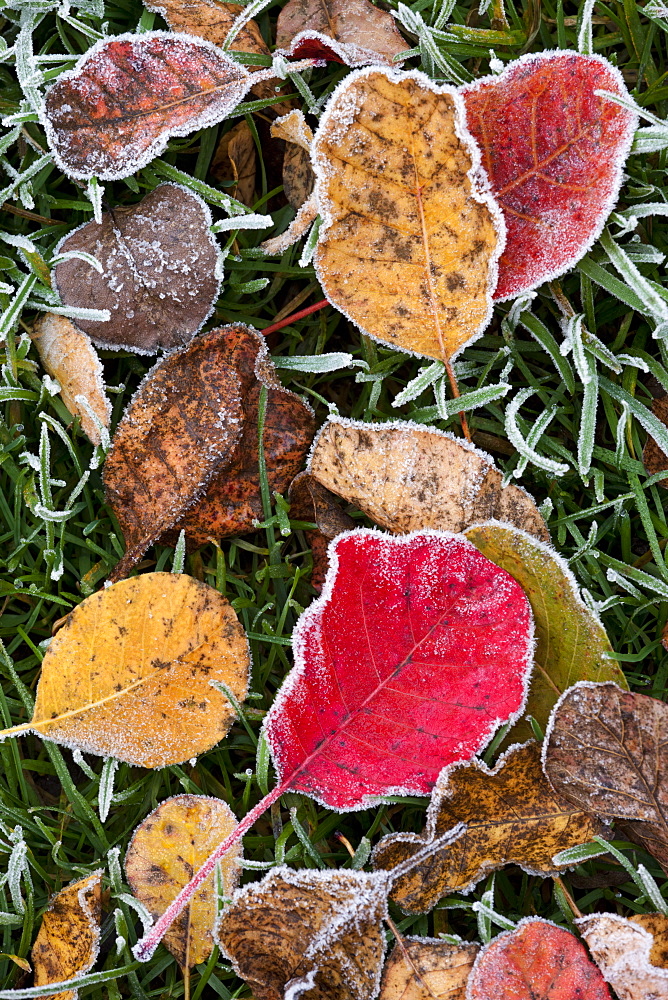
[134,527,533,961]
[462,51,637,301]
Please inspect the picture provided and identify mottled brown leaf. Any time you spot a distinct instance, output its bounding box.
[288,472,356,592]
[276,0,408,67]
[210,121,257,206]
[379,937,479,1000]
[216,867,389,1000]
[54,184,221,353]
[372,742,605,913]
[643,398,668,487]
[577,913,668,1000]
[32,872,102,1000]
[272,109,315,210]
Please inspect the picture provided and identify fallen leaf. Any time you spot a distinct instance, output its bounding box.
[307,417,548,540]
[0,573,250,767]
[32,871,102,1000]
[288,472,356,591]
[30,313,111,445]
[103,328,243,581]
[272,108,314,153]
[261,192,318,255]
[372,741,606,912]
[210,121,257,206]
[629,914,668,968]
[642,398,668,487]
[125,794,241,969]
[543,682,668,872]
[276,0,409,67]
[312,68,504,361]
[379,937,479,1000]
[216,866,389,1000]
[42,31,250,180]
[271,109,315,210]
[577,912,668,1000]
[53,183,221,353]
[464,522,627,742]
[462,51,637,301]
[468,918,613,999]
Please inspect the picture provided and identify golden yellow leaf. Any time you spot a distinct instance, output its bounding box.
[379,938,479,1000]
[125,794,241,969]
[32,871,102,1000]
[0,573,249,767]
[313,68,503,360]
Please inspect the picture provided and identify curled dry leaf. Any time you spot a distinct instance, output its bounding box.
[42,31,250,180]
[272,109,316,210]
[216,866,389,1000]
[642,397,668,487]
[262,192,318,255]
[54,184,221,353]
[462,51,637,301]
[468,918,613,1000]
[125,795,241,970]
[308,417,548,541]
[313,68,504,361]
[31,871,102,1000]
[288,471,356,592]
[379,937,479,1000]
[464,522,626,742]
[577,912,668,1000]
[30,313,110,445]
[543,681,668,872]
[372,741,606,912]
[0,573,249,766]
[276,0,409,67]
[210,121,257,207]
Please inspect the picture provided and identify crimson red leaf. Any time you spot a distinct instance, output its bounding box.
[462,51,637,301]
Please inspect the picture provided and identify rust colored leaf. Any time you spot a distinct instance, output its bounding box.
[210,121,257,207]
[104,328,243,581]
[372,741,605,912]
[32,872,102,1000]
[642,398,668,487]
[543,682,668,872]
[379,937,479,1000]
[0,573,249,767]
[53,184,221,353]
[463,51,637,301]
[276,0,409,67]
[313,68,504,361]
[577,912,668,1000]
[468,918,613,1000]
[125,795,241,969]
[30,313,111,445]
[216,867,389,1000]
[308,417,548,540]
[42,31,250,180]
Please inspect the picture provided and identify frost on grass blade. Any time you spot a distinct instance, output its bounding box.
[275,0,409,67]
[53,183,222,353]
[463,51,638,301]
[41,31,251,181]
[577,912,668,1000]
[31,871,102,1000]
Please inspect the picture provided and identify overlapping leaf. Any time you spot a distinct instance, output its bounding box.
[379,937,479,1000]
[276,0,408,67]
[31,872,102,1000]
[577,913,668,1000]
[211,122,257,206]
[642,397,668,486]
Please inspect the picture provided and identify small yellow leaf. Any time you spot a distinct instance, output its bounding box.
[0,954,31,973]
[32,871,102,1000]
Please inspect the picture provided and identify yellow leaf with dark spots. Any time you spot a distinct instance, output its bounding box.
[32,871,102,1000]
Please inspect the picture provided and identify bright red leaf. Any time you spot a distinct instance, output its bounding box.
[468,918,613,1000]
[462,51,637,301]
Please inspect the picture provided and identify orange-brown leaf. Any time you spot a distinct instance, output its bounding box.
[642,397,668,487]
[32,872,102,1000]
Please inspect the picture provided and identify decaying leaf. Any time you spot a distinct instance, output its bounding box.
[276,0,408,67]
[464,523,626,742]
[468,918,613,999]
[210,121,257,206]
[630,914,668,967]
[53,184,221,353]
[543,682,668,872]
[272,109,316,209]
[32,871,102,1000]
[379,937,479,1000]
[125,795,241,970]
[262,193,318,255]
[372,741,605,912]
[288,472,356,591]
[577,912,668,1000]
[643,397,668,487]
[462,51,637,301]
[307,417,548,540]
[216,866,389,1000]
[30,313,111,445]
[0,573,249,767]
[42,31,250,180]
[313,68,504,361]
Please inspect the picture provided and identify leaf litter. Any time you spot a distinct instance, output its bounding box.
[378,937,479,1000]
[31,871,102,1000]
[275,0,409,68]
[577,912,668,1000]
[210,121,257,207]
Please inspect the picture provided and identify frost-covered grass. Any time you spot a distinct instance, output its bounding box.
[1,0,668,995]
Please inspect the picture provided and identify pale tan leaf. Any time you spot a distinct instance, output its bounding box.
[379,937,479,1000]
[577,912,668,1000]
[32,871,102,1000]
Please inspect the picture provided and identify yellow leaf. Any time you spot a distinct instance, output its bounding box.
[32,871,102,1000]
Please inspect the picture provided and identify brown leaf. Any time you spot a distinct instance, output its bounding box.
[210,121,257,207]
[577,913,668,1000]
[642,398,668,487]
[543,682,668,873]
[313,69,503,360]
[372,741,605,913]
[104,328,243,581]
[53,184,221,354]
[125,794,241,969]
[43,32,250,180]
[32,871,102,1000]
[30,314,111,445]
[272,110,315,210]
[216,866,389,1000]
[307,417,548,539]
[288,472,356,592]
[276,0,409,67]
[379,937,479,1000]
[0,573,250,766]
